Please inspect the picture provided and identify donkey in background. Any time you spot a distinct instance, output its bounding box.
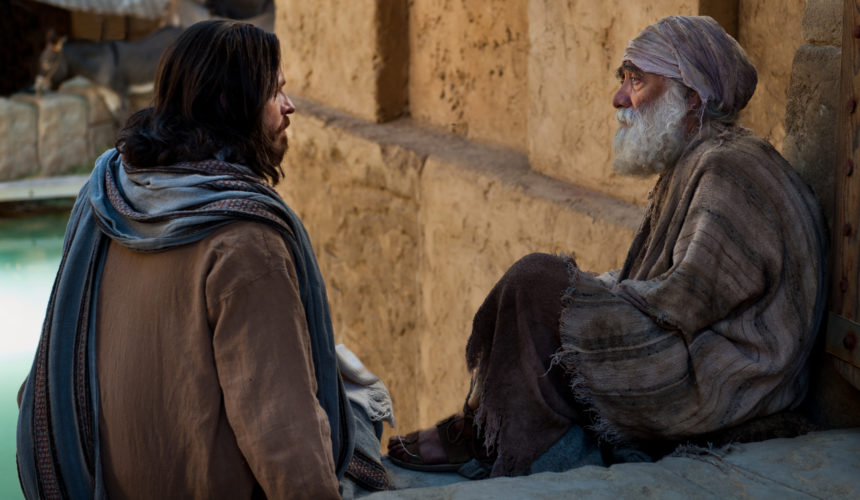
[34,26,182,122]
[32,0,273,122]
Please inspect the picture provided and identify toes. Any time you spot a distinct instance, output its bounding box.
[387,433,417,455]
[387,435,419,463]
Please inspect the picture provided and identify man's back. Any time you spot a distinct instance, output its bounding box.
[97,221,338,498]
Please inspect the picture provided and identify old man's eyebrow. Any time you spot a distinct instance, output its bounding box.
[616,61,644,80]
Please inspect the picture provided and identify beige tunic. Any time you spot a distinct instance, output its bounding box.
[95,221,340,499]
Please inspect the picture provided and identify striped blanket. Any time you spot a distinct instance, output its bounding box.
[556,126,827,442]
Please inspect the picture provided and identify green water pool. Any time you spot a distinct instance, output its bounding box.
[0,209,69,499]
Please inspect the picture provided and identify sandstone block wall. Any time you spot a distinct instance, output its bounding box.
[736,0,807,151]
[12,93,88,177]
[783,44,840,222]
[59,76,120,161]
[70,9,161,41]
[277,0,408,123]
[0,79,120,182]
[0,98,38,180]
[409,0,529,152]
[279,1,806,205]
[278,100,424,429]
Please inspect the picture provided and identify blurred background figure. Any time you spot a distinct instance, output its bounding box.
[1,0,274,103]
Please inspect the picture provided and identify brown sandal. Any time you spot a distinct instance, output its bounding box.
[387,413,494,472]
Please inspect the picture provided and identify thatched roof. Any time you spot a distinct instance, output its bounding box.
[32,0,171,19]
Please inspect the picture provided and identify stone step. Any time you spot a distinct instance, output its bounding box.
[375,428,860,499]
[0,175,88,203]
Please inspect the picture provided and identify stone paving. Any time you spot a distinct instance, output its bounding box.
[375,428,860,499]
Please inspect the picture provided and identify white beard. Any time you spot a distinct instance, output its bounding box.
[612,82,689,177]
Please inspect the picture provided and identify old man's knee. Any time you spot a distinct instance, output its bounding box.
[504,253,571,291]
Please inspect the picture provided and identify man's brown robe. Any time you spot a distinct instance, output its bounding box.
[97,222,340,499]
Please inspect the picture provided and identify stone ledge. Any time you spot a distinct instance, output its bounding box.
[377,428,860,499]
[293,97,642,235]
[0,175,88,202]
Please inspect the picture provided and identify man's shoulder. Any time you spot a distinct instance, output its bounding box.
[209,220,285,242]
[694,127,779,163]
[675,126,821,224]
[199,221,297,302]
[681,126,792,180]
[203,220,292,266]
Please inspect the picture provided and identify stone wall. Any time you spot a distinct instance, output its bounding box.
[784,0,860,428]
[277,0,408,123]
[0,78,119,182]
[272,0,828,437]
[737,0,807,151]
[785,0,842,222]
[409,0,529,151]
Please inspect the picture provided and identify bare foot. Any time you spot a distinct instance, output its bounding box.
[387,427,448,465]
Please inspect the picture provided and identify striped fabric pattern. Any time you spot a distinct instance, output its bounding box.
[557,127,827,442]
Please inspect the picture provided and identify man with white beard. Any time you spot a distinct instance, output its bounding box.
[388,16,827,479]
[611,67,690,177]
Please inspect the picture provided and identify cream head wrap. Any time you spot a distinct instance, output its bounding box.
[624,16,757,122]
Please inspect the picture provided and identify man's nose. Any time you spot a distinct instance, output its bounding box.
[613,86,631,109]
[282,94,296,115]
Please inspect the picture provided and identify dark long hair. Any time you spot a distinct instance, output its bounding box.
[116,20,284,184]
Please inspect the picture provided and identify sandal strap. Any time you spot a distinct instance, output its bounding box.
[435,412,496,465]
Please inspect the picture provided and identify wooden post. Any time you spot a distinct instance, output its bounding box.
[829,0,860,385]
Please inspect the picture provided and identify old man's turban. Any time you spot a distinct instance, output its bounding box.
[624,16,757,121]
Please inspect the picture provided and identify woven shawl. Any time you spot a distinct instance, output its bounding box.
[16,149,354,499]
[557,127,827,442]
